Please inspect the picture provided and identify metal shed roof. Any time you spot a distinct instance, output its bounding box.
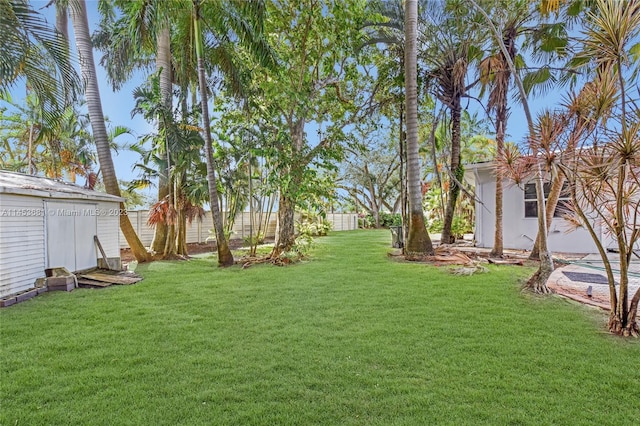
[0,170,124,202]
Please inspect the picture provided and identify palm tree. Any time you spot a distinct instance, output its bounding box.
[404,0,434,255]
[93,0,175,255]
[69,0,150,262]
[421,2,485,245]
[477,0,577,260]
[0,0,80,120]
[567,0,640,335]
[192,0,234,266]
[470,0,555,293]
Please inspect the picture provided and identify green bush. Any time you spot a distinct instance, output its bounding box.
[361,212,402,228]
[428,217,472,239]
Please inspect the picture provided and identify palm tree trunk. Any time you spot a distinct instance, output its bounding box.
[70,0,149,262]
[151,25,172,254]
[193,6,233,267]
[441,98,462,245]
[491,102,507,257]
[404,0,434,256]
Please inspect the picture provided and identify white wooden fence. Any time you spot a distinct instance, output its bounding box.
[119,211,358,248]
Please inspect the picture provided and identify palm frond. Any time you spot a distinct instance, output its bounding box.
[0,0,80,115]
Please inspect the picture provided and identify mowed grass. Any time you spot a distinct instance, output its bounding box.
[1,230,639,425]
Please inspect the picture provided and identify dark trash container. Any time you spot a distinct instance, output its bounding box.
[390,225,404,248]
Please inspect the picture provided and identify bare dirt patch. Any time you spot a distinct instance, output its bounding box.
[120,239,250,263]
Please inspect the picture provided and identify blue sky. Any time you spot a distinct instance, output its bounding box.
[7,1,569,186]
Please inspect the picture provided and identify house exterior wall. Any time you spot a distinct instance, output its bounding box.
[471,167,601,254]
[0,194,46,297]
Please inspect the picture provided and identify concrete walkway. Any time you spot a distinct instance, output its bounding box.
[548,252,640,310]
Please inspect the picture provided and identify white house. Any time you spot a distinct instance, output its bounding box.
[0,171,123,297]
[464,162,614,254]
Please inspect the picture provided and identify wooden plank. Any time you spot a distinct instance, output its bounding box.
[487,258,524,266]
[77,271,142,285]
[93,236,111,270]
[77,279,112,288]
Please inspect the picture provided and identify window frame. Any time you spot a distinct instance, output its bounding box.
[523,182,570,218]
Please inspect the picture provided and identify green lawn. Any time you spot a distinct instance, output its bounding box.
[1,230,639,425]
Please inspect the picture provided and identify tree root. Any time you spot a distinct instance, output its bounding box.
[239,254,295,268]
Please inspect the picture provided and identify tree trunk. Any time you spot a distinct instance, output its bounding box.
[194,7,233,267]
[625,286,640,337]
[609,163,635,336]
[176,206,188,256]
[399,103,408,251]
[151,188,170,254]
[151,25,172,254]
[441,98,462,245]
[526,170,553,294]
[404,0,434,256]
[271,192,296,259]
[55,1,68,41]
[270,117,304,257]
[161,187,177,258]
[490,101,507,257]
[529,174,565,260]
[70,0,149,262]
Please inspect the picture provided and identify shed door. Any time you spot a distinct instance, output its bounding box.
[45,202,97,271]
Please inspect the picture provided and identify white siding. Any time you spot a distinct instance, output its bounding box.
[0,194,45,297]
[471,168,601,254]
[95,200,121,258]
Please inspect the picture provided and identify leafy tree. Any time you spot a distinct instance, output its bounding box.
[0,95,95,180]
[249,0,379,258]
[192,0,234,266]
[475,0,578,258]
[339,122,401,228]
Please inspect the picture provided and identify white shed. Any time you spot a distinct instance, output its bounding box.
[0,171,123,297]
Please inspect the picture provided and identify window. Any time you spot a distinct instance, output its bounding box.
[524,182,570,218]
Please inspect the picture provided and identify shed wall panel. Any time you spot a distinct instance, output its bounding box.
[96,201,121,258]
[0,194,45,297]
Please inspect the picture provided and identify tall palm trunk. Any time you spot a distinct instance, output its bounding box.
[441,97,462,244]
[151,25,173,255]
[404,0,434,256]
[193,5,233,267]
[70,0,149,262]
[491,93,507,257]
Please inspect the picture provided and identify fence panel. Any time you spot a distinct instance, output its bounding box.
[120,211,358,249]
